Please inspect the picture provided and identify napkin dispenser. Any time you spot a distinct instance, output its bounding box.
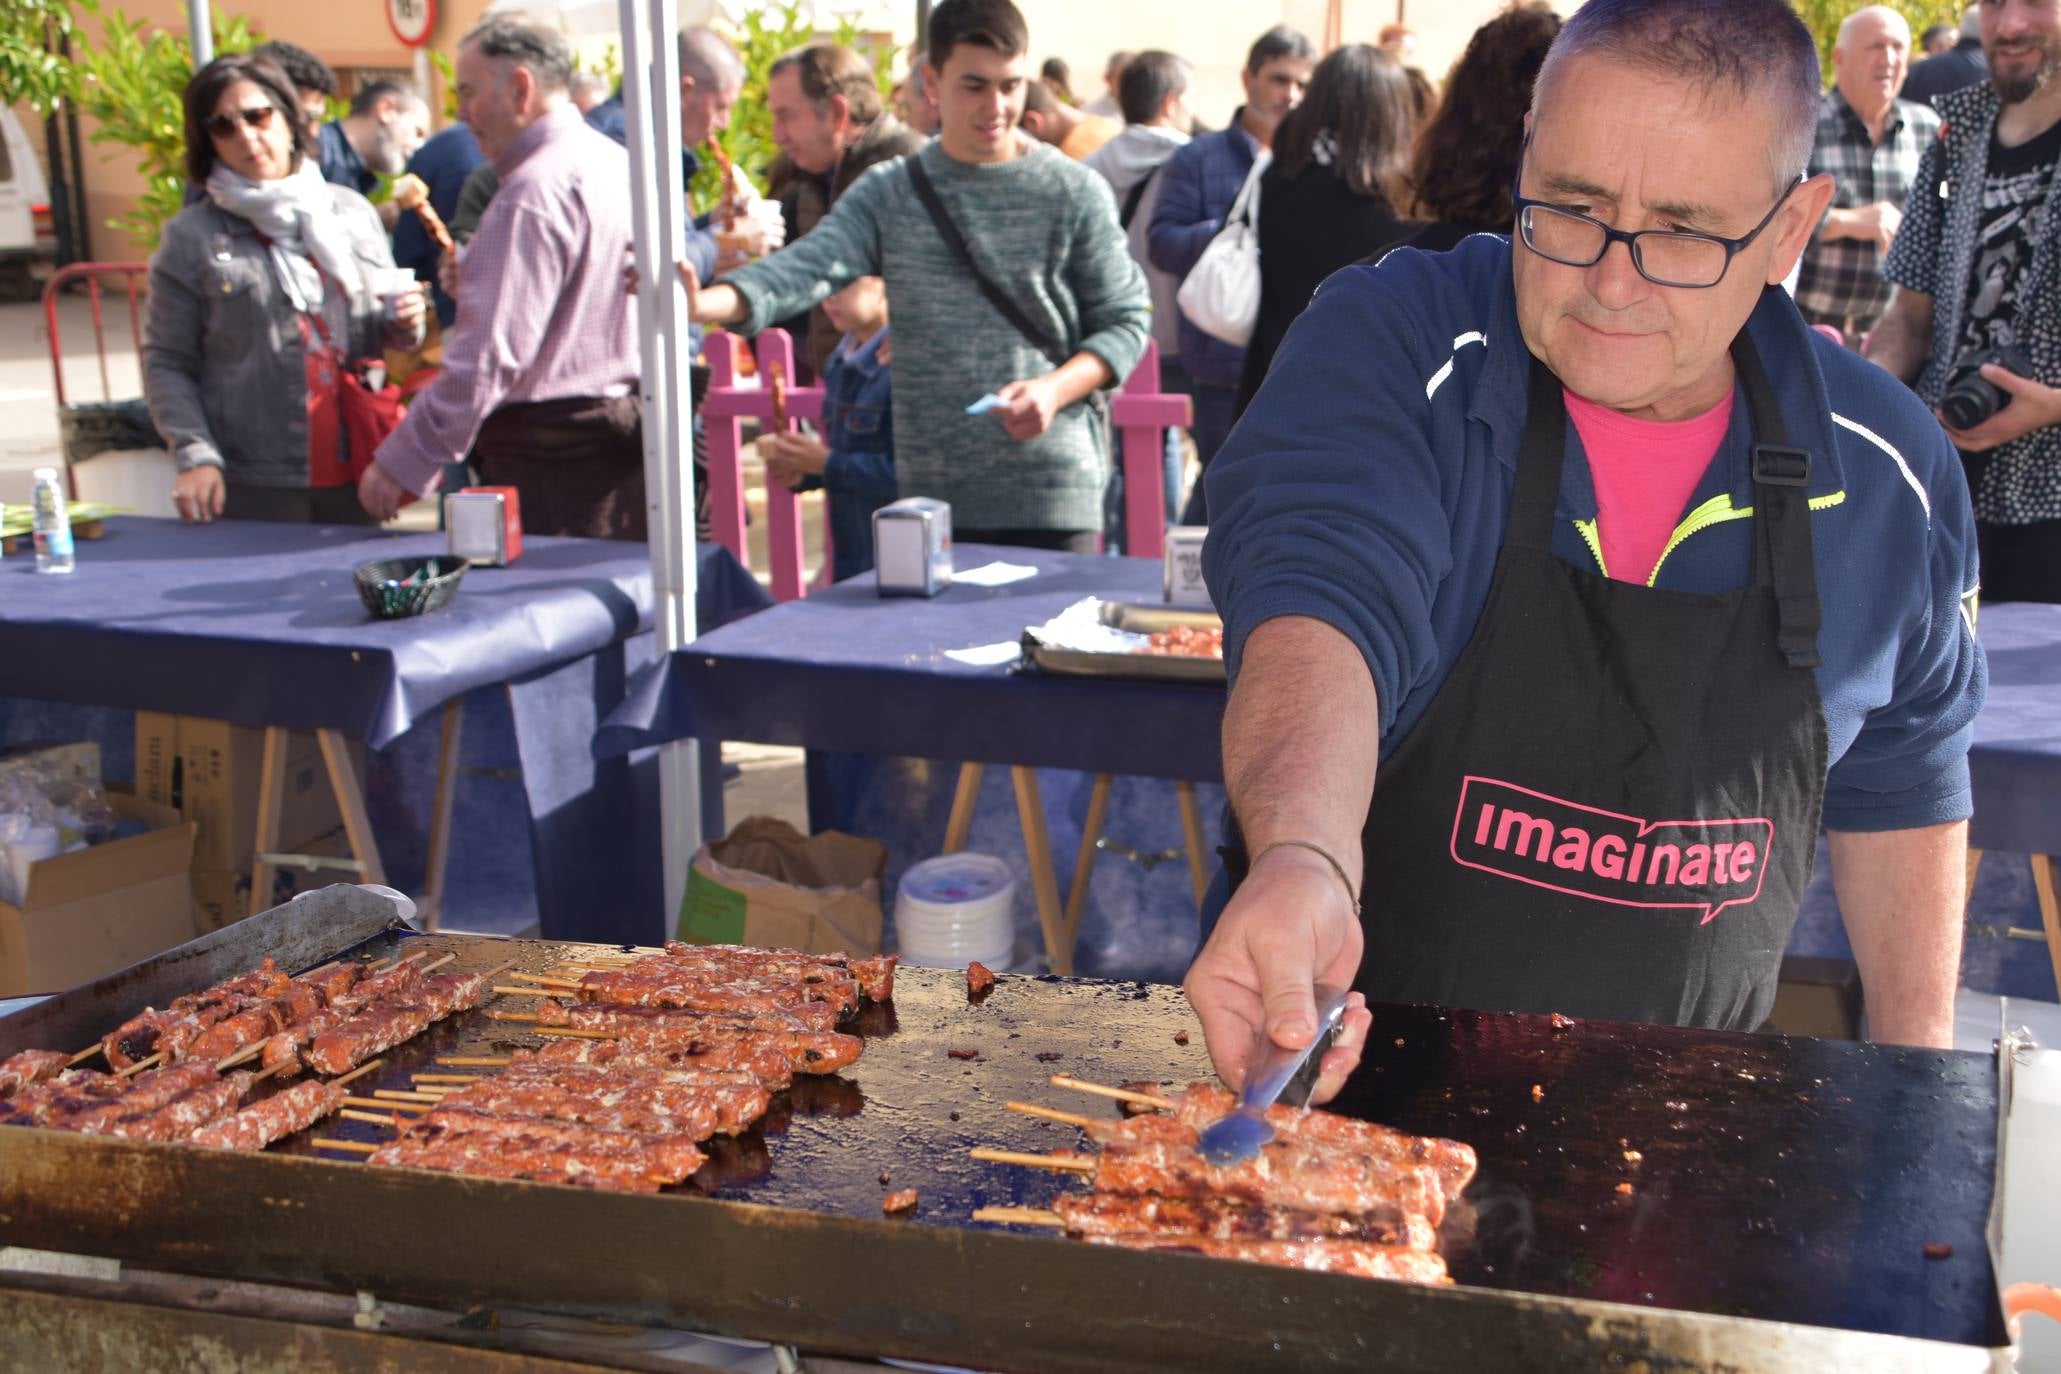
[873,498,952,598]
[1163,525,1211,608]
[445,487,523,566]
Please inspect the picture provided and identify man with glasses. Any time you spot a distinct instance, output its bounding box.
[1186,0,1986,1102]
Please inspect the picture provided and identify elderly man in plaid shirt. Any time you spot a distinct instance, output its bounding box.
[1795,6,1939,345]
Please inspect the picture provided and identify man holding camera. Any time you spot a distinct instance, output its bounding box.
[1874,0,2061,602]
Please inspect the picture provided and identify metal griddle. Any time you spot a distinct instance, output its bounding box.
[0,886,2011,1372]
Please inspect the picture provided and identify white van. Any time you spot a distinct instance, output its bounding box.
[0,109,54,298]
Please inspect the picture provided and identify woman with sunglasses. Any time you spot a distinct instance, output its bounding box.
[144,53,426,525]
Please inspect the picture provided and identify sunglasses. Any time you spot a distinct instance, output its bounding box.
[205,105,278,140]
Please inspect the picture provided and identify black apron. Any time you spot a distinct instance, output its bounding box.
[1228,335,1830,1031]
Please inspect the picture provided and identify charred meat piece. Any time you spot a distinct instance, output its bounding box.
[370,1108,706,1190]
[304,969,494,1077]
[518,1036,796,1089]
[883,1187,920,1214]
[1051,1191,1435,1251]
[536,997,839,1036]
[43,1062,225,1134]
[0,1049,71,1098]
[658,941,898,1002]
[1163,1083,1477,1202]
[573,967,856,1017]
[102,959,292,1068]
[966,962,996,997]
[436,1072,771,1139]
[1082,1233,1448,1284]
[1077,1115,1453,1227]
[99,1071,253,1142]
[188,1079,346,1151]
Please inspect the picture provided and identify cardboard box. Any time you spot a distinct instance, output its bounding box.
[0,795,197,997]
[172,718,358,874]
[190,828,354,933]
[135,711,180,808]
[679,817,886,955]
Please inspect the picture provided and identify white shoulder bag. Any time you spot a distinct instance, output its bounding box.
[1176,150,1270,348]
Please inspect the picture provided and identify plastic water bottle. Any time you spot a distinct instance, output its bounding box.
[30,468,73,574]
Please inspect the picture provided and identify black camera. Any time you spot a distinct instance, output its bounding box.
[1939,345,2037,431]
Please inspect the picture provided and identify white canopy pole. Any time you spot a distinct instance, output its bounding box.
[188,0,214,66]
[619,0,701,938]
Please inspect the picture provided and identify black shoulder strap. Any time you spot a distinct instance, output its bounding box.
[1119,168,1155,230]
[906,157,1071,368]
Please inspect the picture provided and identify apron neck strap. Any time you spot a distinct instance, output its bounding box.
[1733,334,1823,669]
[1506,332,1822,670]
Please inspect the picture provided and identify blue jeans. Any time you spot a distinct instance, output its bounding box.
[1164,364,1240,526]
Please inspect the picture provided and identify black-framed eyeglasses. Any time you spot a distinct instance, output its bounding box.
[1512,173,1803,289]
[205,105,277,141]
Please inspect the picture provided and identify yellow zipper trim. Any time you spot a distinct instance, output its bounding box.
[1571,491,1848,586]
[1573,518,1608,578]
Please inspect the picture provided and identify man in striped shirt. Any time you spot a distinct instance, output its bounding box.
[1794,6,1939,345]
[361,18,644,538]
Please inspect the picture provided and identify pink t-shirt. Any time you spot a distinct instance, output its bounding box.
[1563,386,1736,586]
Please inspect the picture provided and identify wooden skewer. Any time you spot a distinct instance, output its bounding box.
[490,1011,543,1024]
[251,1059,296,1084]
[418,952,459,975]
[373,1088,443,1104]
[412,1073,484,1084]
[361,958,393,973]
[68,1043,104,1066]
[438,1056,512,1067]
[312,1138,378,1153]
[116,1052,167,1079]
[970,1147,1096,1174]
[217,1041,269,1071]
[509,972,585,989]
[338,1109,400,1126]
[972,1206,1067,1228]
[332,1058,386,1090]
[493,986,566,999]
[534,1027,616,1040]
[1049,1075,1175,1110]
[411,1084,459,1095]
[344,1095,427,1114]
[1005,1101,1102,1130]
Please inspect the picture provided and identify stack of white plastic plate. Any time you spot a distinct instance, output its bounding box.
[893,852,1016,969]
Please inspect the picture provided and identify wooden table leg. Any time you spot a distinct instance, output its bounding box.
[1011,766,1071,975]
[1965,848,1984,909]
[1063,775,1114,956]
[2035,854,2061,998]
[418,699,465,933]
[943,763,984,854]
[247,727,291,919]
[1175,780,1210,907]
[318,729,386,889]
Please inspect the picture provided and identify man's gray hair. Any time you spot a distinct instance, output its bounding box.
[1533,0,1820,193]
[463,17,573,94]
[678,26,744,94]
[1962,5,1982,40]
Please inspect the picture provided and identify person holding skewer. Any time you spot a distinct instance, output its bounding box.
[1188,0,1985,1101]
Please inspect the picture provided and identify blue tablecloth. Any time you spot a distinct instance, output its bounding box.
[0,517,765,747]
[597,545,1226,777]
[0,517,769,942]
[1969,602,2061,857]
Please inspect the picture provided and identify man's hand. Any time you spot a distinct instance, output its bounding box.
[762,430,829,491]
[436,248,461,302]
[172,465,225,524]
[1941,364,2061,452]
[356,461,420,523]
[1828,200,1902,252]
[391,283,429,333]
[991,374,1064,441]
[1183,845,1371,1103]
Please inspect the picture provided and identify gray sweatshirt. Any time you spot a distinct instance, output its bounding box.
[724,137,1150,532]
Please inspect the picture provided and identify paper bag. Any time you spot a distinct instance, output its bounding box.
[678,816,887,955]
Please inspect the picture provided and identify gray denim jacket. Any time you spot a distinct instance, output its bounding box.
[144,185,410,489]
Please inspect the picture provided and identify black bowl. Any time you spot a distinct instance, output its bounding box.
[353,555,468,619]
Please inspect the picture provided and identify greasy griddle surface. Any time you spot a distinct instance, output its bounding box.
[130,931,2003,1347]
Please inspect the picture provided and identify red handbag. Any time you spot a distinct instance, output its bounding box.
[259,234,406,488]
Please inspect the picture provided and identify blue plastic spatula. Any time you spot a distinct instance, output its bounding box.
[1197,984,1352,1166]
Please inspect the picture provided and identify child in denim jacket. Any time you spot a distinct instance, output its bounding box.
[762,276,896,581]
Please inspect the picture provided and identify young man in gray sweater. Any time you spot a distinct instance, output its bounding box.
[683,0,1150,551]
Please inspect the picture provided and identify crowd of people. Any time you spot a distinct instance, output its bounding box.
[139,0,2060,604]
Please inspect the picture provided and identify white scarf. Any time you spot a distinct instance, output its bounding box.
[206,159,364,312]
